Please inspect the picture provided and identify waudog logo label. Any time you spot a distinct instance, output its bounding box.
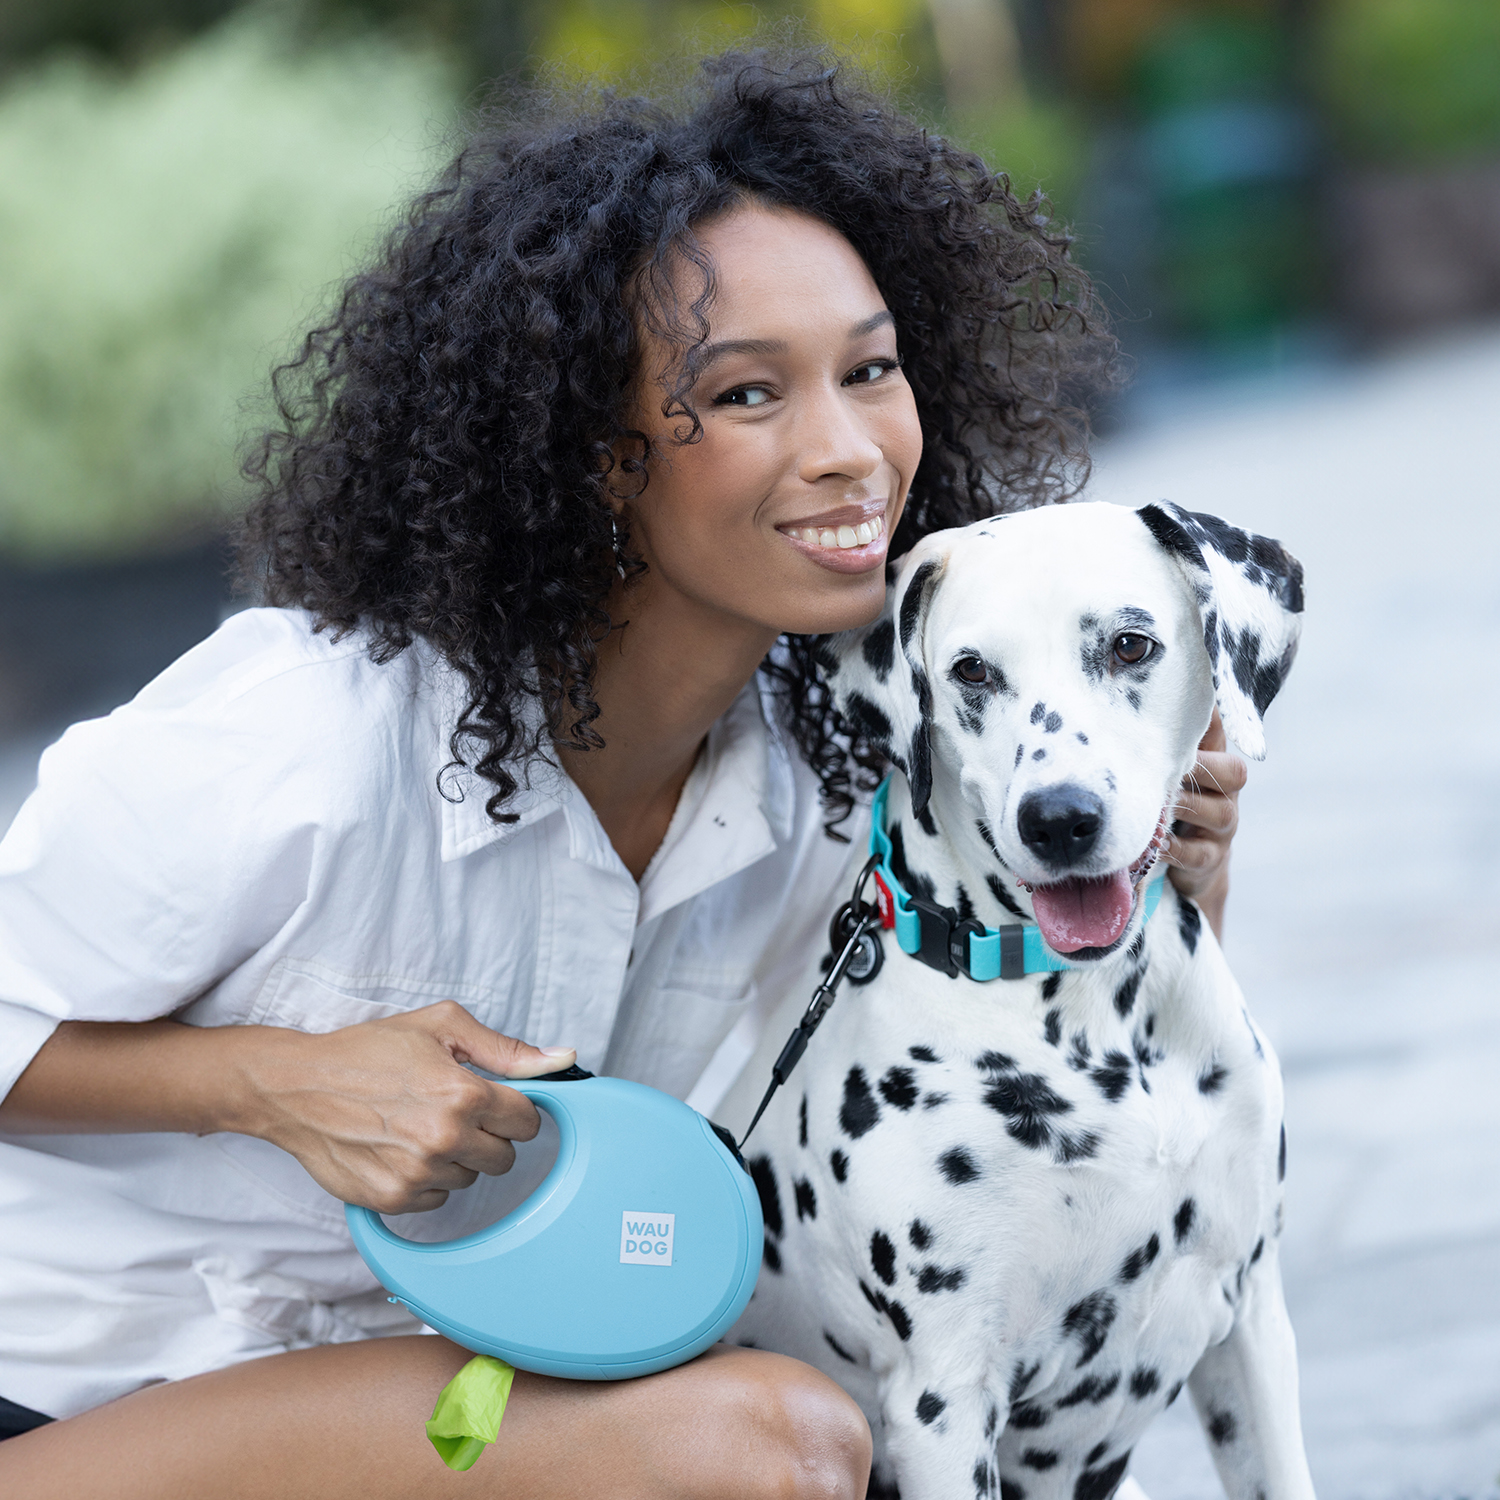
[620,1211,675,1267]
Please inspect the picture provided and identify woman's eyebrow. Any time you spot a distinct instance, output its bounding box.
[695,310,896,374]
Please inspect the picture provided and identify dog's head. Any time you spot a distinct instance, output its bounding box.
[827,500,1303,957]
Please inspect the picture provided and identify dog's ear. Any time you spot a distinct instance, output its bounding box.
[1137,501,1304,760]
[820,540,948,816]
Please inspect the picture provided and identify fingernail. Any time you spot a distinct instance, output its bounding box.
[541,1045,576,1057]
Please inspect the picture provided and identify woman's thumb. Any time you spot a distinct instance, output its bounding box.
[430,1003,576,1078]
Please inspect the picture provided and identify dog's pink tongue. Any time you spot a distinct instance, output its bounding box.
[1031,871,1134,953]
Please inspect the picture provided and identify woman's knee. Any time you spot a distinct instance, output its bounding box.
[684,1349,871,1500]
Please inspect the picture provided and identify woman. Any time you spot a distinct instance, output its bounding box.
[0,47,1243,1499]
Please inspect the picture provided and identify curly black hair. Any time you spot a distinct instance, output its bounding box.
[240,41,1114,834]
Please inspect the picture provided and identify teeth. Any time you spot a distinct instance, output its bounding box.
[789,515,887,549]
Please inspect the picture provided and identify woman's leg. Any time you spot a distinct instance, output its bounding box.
[0,1337,870,1500]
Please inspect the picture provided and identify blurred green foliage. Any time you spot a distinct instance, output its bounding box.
[0,9,455,560]
[1318,0,1500,167]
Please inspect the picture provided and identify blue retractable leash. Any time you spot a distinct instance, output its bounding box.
[347,776,1166,1385]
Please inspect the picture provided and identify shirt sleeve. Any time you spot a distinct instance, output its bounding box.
[0,618,344,1101]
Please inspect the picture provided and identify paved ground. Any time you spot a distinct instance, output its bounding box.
[2,328,1497,1496]
[1086,327,1500,1499]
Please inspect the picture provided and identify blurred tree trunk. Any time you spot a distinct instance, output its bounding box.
[925,0,1027,113]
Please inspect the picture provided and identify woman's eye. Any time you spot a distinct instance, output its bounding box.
[954,655,988,684]
[715,385,772,407]
[1113,633,1154,666]
[845,359,899,386]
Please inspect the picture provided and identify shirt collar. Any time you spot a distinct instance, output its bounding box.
[434,659,798,891]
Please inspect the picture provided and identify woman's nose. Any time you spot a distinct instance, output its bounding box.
[795,383,884,485]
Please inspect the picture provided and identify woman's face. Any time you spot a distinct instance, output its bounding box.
[619,203,922,640]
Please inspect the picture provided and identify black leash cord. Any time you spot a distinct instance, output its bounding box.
[738,857,882,1150]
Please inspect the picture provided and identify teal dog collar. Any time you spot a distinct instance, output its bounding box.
[868,777,1166,981]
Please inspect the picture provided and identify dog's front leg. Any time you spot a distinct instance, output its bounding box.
[1186,1246,1315,1500]
[875,1363,1005,1500]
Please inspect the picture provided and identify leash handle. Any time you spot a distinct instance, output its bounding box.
[738,886,878,1150]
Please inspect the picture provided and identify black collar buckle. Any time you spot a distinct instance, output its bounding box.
[908,895,987,980]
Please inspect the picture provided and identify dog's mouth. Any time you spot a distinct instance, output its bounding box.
[1028,807,1170,956]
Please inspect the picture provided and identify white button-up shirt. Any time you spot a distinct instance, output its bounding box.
[0,609,858,1418]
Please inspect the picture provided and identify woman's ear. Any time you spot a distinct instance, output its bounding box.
[1137,502,1304,760]
[819,538,949,815]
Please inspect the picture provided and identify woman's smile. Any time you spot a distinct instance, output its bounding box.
[776,508,889,572]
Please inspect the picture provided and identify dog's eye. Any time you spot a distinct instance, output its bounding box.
[1113,633,1154,666]
[953,656,988,685]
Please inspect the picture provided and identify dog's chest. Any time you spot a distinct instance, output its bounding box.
[735,925,1283,1445]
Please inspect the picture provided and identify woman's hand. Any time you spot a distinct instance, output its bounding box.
[236,1002,576,1215]
[1165,708,1248,942]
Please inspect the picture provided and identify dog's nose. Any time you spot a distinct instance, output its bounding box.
[1017,785,1105,869]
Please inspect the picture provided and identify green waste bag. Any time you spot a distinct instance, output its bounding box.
[425,1355,516,1471]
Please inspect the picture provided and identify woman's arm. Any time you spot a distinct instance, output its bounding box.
[1165,708,1248,941]
[0,1004,575,1215]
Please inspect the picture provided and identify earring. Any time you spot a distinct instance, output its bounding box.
[610,512,627,580]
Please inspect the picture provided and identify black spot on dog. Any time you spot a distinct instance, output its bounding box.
[859,1279,914,1341]
[1086,1442,1108,1466]
[830,1149,848,1183]
[1042,712,1062,734]
[1166,1381,1183,1407]
[1030,702,1046,725]
[909,1045,940,1063]
[1129,1367,1160,1399]
[1031,748,1046,762]
[871,1231,897,1286]
[1075,1452,1130,1500]
[1044,1008,1063,1046]
[998,1478,1022,1500]
[1178,897,1202,955]
[794,1178,817,1222]
[1009,1401,1048,1429]
[909,1219,933,1251]
[924,1092,949,1109]
[1126,688,1142,711]
[888,823,936,903]
[1198,1063,1229,1095]
[1090,1051,1133,1102]
[980,1056,1074,1150]
[985,872,1028,919]
[939,1147,981,1184]
[900,561,939,649]
[917,1263,966,1293]
[1278,1123,1287,1181]
[1127,929,1147,964]
[1054,1130,1101,1164]
[985,1404,999,1439]
[955,885,976,923]
[1113,970,1143,1019]
[1063,1291,1117,1367]
[976,1049,1017,1072]
[748,1156,783,1237]
[915,801,939,838]
[862,618,896,681]
[916,1389,946,1426]
[1022,1451,1059,1471]
[1174,1198,1196,1244]
[823,1329,856,1362]
[1041,971,1064,1002]
[1144,1013,1155,1038]
[1055,1372,1120,1407]
[840,1067,881,1139]
[1208,1409,1237,1446]
[844,691,893,746]
[1068,1032,1092,1069]
[762,1237,781,1272]
[798,1094,808,1148]
[880,1066,919,1111]
[1251,1236,1265,1264]
[1010,1361,1041,1401]
[1014,743,1024,769]
[1076,731,1089,745]
[1120,1234,1161,1282]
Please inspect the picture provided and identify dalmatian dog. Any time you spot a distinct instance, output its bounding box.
[719,501,1314,1500]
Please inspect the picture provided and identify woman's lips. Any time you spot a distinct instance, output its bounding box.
[777,512,889,573]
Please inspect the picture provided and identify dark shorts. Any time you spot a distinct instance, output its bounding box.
[0,1394,53,1440]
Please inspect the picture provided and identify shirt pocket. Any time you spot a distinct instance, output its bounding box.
[245,956,505,1033]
